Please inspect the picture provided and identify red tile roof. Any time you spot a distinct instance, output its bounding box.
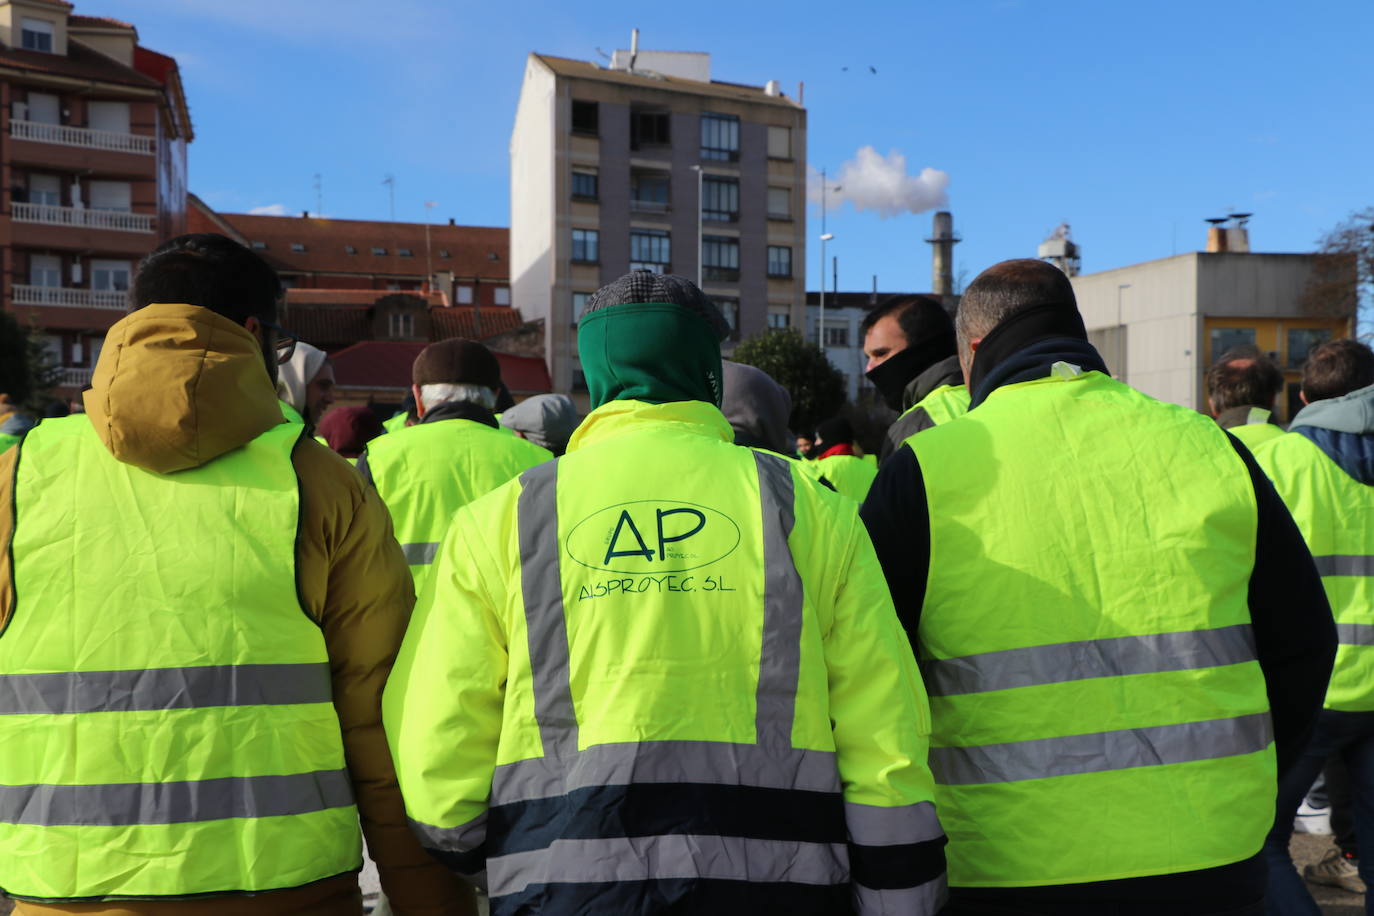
[430,306,523,340]
[212,212,509,280]
[68,14,135,29]
[287,288,448,308]
[281,307,372,350]
[332,341,550,394]
[0,38,159,89]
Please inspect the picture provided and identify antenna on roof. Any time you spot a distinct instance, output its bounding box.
[594,47,611,61]
[382,174,395,222]
[312,173,322,217]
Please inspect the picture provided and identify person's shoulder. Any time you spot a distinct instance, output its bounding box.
[292,435,367,513]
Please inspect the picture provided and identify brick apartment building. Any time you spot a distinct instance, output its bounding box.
[1,0,191,396]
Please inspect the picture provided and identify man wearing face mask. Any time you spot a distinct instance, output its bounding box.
[861,295,968,462]
[0,234,474,916]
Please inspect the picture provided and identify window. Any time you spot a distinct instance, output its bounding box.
[439,249,450,258]
[767,125,791,159]
[344,245,357,254]
[385,281,400,290]
[572,228,599,263]
[823,323,849,347]
[372,246,387,255]
[26,92,59,125]
[631,171,670,212]
[389,312,415,338]
[572,100,598,135]
[768,310,790,330]
[29,254,60,288]
[29,174,60,207]
[456,286,474,305]
[494,287,511,306]
[714,296,740,341]
[89,181,131,212]
[700,113,740,161]
[767,246,792,278]
[630,109,670,149]
[398,248,413,257]
[767,186,792,219]
[702,235,739,282]
[572,170,599,200]
[573,292,592,321]
[21,18,54,53]
[1287,328,1333,369]
[251,241,267,250]
[87,101,130,135]
[630,229,671,273]
[1210,327,1256,361]
[291,242,306,253]
[701,177,738,222]
[92,259,131,292]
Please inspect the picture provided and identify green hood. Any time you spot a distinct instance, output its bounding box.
[578,302,723,408]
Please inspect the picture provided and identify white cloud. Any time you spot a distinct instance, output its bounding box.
[810,146,949,219]
[248,203,289,216]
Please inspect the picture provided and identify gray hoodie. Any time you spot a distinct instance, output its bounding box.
[720,360,793,455]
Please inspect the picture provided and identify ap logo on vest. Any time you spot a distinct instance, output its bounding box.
[567,500,741,574]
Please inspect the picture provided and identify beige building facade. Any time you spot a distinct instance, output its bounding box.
[1071,250,1353,422]
[510,50,807,397]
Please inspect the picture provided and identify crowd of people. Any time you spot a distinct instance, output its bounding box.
[0,231,1368,916]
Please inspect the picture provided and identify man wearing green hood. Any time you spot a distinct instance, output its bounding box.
[384,270,949,915]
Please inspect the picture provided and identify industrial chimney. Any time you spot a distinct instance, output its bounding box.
[927,211,959,305]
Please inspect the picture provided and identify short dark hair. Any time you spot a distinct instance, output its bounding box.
[1205,351,1284,413]
[1302,338,1374,403]
[956,259,1077,342]
[860,294,952,344]
[132,233,281,325]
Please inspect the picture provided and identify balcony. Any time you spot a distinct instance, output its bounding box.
[13,284,127,310]
[59,367,93,388]
[14,203,154,233]
[11,119,154,155]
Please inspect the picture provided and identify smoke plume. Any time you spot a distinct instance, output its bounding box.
[810,146,949,218]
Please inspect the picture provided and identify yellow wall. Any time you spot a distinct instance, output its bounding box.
[1203,315,1351,421]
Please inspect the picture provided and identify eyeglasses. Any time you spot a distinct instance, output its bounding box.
[259,321,299,365]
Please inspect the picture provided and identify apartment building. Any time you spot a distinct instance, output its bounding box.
[511,46,807,396]
[1,0,191,395]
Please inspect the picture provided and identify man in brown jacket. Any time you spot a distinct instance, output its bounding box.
[0,234,472,916]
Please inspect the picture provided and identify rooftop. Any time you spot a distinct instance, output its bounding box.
[331,340,550,394]
[532,53,800,108]
[0,36,159,89]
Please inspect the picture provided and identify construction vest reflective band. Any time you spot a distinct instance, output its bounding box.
[912,384,969,427]
[366,417,551,592]
[910,369,1274,888]
[1255,432,1374,711]
[0,416,360,901]
[397,441,945,914]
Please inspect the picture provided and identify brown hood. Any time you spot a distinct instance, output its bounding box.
[84,303,285,474]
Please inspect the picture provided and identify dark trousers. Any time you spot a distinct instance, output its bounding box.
[941,898,1262,915]
[1327,752,1359,856]
[1264,708,1374,915]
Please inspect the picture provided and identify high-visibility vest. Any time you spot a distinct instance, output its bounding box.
[911,383,969,427]
[1255,431,1374,711]
[811,453,877,503]
[1229,416,1284,450]
[909,368,1274,887]
[382,412,408,434]
[365,417,551,590]
[385,400,945,914]
[0,416,360,901]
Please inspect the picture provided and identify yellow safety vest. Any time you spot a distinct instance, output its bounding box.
[1255,431,1374,711]
[910,368,1274,887]
[912,383,969,427]
[810,453,878,503]
[1,416,360,901]
[365,417,552,591]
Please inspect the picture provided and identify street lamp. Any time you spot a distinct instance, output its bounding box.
[689,165,703,288]
[820,233,835,356]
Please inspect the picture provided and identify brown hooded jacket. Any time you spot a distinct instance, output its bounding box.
[0,304,473,916]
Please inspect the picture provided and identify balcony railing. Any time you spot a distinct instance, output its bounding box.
[59,367,93,388]
[629,199,670,214]
[13,284,128,310]
[13,202,154,233]
[11,119,154,155]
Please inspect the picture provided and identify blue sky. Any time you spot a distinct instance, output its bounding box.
[101,0,1373,293]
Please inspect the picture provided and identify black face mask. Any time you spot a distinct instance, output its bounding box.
[865,338,951,412]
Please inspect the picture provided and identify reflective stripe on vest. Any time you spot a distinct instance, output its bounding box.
[912,384,969,427]
[367,418,550,591]
[911,370,1274,887]
[1256,432,1374,711]
[1,416,360,901]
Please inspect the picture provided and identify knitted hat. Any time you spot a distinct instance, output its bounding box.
[412,338,501,389]
[582,270,729,341]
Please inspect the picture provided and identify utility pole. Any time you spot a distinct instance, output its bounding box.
[423,201,436,294]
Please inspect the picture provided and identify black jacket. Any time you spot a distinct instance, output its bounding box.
[877,355,965,462]
[861,336,1335,911]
